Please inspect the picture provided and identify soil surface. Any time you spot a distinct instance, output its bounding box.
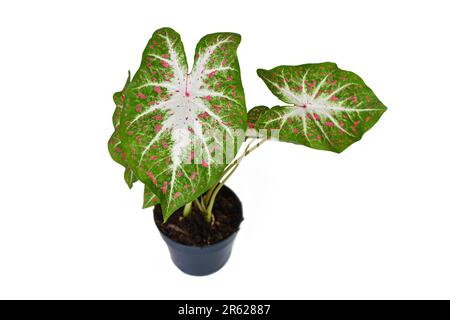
[154,185,243,246]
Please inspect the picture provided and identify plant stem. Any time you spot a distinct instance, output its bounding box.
[183,201,192,218]
[204,138,267,222]
[203,138,257,204]
[205,157,241,221]
[193,198,206,212]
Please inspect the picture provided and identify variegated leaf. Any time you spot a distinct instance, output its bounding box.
[143,185,160,209]
[119,28,246,221]
[124,167,138,189]
[247,106,269,128]
[256,63,386,153]
[108,73,141,189]
[108,73,130,167]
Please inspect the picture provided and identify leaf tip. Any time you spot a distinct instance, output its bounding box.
[256,68,267,77]
[154,26,178,35]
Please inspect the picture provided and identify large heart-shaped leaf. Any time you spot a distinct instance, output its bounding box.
[256,63,386,152]
[119,28,246,221]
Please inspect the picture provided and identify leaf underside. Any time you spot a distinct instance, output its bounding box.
[118,28,246,221]
[256,62,386,153]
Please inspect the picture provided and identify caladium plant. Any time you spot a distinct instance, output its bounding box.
[108,28,386,225]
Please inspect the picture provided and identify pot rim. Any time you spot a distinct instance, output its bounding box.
[159,230,239,252]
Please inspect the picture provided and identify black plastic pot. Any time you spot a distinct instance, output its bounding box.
[159,231,238,276]
[155,185,242,276]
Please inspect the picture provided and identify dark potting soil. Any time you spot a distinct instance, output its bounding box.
[154,185,243,247]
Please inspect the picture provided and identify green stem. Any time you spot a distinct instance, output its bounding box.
[205,158,241,221]
[203,138,256,204]
[193,198,206,212]
[183,201,192,218]
[204,138,267,222]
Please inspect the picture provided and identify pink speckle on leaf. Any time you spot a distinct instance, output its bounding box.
[136,105,142,113]
[155,86,162,94]
[150,155,157,161]
[190,172,197,180]
[293,128,299,133]
[146,171,157,186]
[154,114,162,120]
[162,140,167,149]
[308,80,317,91]
[205,95,211,101]
[317,135,322,141]
[198,112,210,119]
[162,54,168,58]
[136,135,142,144]
[161,181,168,194]
[154,124,162,132]
[330,95,339,102]
[137,92,147,99]
[313,113,320,121]
[221,58,227,66]
[161,61,169,68]
[201,160,209,168]
[208,71,216,78]
[187,151,195,163]
[177,171,182,177]
[173,192,181,199]
[325,121,334,127]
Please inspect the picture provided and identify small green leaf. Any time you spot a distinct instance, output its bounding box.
[247,106,269,128]
[143,185,159,208]
[256,62,386,153]
[119,28,246,221]
[124,167,138,189]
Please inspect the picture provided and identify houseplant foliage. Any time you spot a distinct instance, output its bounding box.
[253,63,386,152]
[109,28,247,222]
[108,27,386,274]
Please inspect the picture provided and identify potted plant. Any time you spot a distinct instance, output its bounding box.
[108,27,386,276]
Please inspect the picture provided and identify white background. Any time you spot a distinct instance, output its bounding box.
[0,0,449,299]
